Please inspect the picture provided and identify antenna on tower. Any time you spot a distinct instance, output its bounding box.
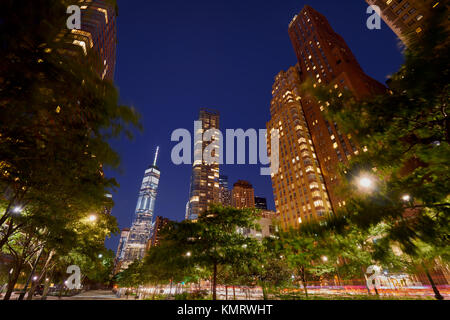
[153,146,160,167]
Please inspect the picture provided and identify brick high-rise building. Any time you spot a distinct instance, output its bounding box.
[286,5,385,212]
[146,216,171,250]
[64,0,117,80]
[365,0,443,45]
[232,180,255,209]
[267,65,333,229]
[186,109,220,221]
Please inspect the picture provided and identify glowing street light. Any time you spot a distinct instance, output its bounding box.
[402,194,411,202]
[12,206,23,214]
[358,177,373,189]
[32,276,38,281]
[98,254,103,259]
[321,256,328,262]
[88,215,97,222]
[186,251,191,257]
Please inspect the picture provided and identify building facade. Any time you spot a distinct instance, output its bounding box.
[120,148,161,270]
[75,0,116,80]
[113,228,130,273]
[115,228,130,261]
[254,197,268,210]
[232,180,255,209]
[365,0,442,45]
[286,5,385,213]
[186,109,220,221]
[63,0,117,80]
[219,175,232,207]
[267,65,333,229]
[238,210,279,240]
[146,216,171,251]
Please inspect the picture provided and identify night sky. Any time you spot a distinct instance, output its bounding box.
[105,0,404,251]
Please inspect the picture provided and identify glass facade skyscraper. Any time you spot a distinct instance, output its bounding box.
[186,109,220,221]
[120,147,161,270]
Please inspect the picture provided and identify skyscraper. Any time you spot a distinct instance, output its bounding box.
[219,175,232,207]
[365,0,442,45]
[146,216,171,250]
[113,228,130,273]
[287,5,385,211]
[232,180,255,209]
[186,109,220,221]
[66,0,117,80]
[254,197,268,210]
[120,147,161,270]
[267,65,333,229]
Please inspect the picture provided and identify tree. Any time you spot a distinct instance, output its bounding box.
[0,0,139,299]
[162,205,261,300]
[276,228,326,298]
[300,6,449,299]
[252,238,292,300]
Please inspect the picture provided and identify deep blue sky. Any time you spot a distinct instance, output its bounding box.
[105,0,404,251]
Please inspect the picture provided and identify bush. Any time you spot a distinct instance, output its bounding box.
[175,292,189,300]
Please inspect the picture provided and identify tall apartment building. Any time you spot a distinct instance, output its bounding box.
[219,175,232,207]
[286,5,385,211]
[267,65,333,229]
[365,0,443,45]
[120,148,161,270]
[64,0,117,80]
[186,109,220,221]
[232,180,255,209]
[146,216,171,250]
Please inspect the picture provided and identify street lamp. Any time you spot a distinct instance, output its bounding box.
[98,254,103,259]
[12,206,23,214]
[186,251,191,257]
[356,174,376,193]
[358,177,373,189]
[321,256,328,262]
[402,194,411,202]
[88,214,97,222]
[32,276,38,281]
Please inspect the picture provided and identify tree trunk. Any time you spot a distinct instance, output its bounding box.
[41,273,51,300]
[233,285,236,300]
[361,266,371,295]
[262,284,268,300]
[225,285,228,300]
[423,265,444,300]
[152,284,158,300]
[0,195,14,228]
[301,267,308,299]
[19,247,45,300]
[27,250,54,300]
[212,262,217,300]
[3,266,21,300]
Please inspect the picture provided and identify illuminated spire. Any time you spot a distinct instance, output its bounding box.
[153,146,159,167]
